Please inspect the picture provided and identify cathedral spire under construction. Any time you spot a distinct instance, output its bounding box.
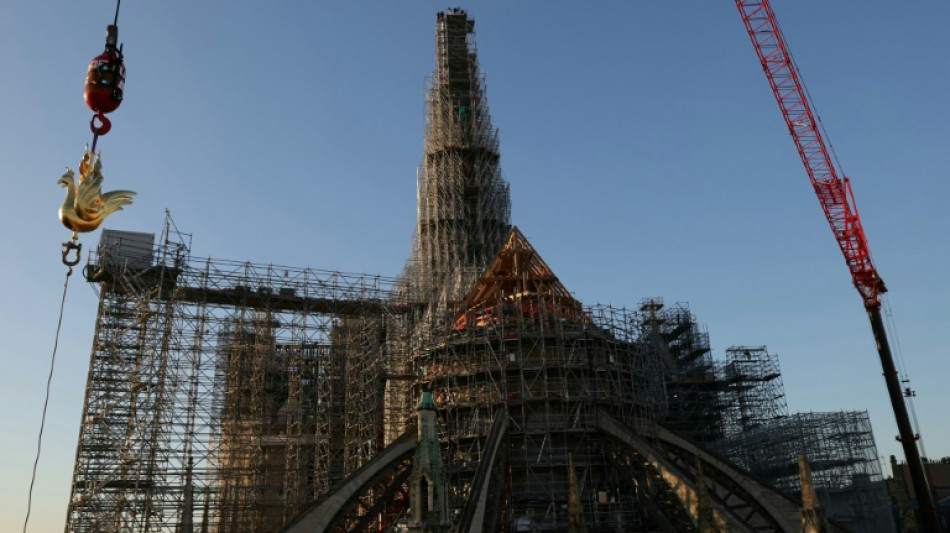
[408,7,511,305]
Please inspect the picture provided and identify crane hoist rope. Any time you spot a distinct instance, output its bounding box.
[27,2,136,531]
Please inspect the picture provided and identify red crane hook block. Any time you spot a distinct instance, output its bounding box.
[83,25,125,115]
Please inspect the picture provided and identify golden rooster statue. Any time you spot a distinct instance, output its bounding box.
[58,149,135,239]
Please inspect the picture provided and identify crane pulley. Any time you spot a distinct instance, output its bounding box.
[734,2,941,531]
[84,0,125,146]
[84,24,124,137]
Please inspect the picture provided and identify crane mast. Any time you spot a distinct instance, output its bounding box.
[734,2,941,531]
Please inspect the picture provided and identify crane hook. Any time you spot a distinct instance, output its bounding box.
[62,238,82,268]
[90,111,112,136]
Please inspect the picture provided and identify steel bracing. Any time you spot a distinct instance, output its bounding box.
[640,298,724,445]
[65,230,408,532]
[720,411,894,533]
[720,345,788,439]
[413,228,665,530]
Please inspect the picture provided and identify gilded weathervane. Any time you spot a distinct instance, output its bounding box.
[58,148,136,240]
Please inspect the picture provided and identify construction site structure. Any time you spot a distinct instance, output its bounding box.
[403,7,511,309]
[707,347,892,531]
[720,346,787,438]
[64,8,898,533]
[721,411,894,533]
[415,228,665,530]
[391,6,514,445]
[639,298,723,446]
[65,225,408,532]
[66,223,894,532]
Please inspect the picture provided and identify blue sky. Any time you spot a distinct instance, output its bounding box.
[3,2,949,531]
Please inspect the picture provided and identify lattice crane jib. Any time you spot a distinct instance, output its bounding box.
[735,1,884,308]
[734,2,940,531]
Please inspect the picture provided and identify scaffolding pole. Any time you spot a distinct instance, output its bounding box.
[65,230,409,532]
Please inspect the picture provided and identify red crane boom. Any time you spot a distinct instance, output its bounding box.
[735,1,883,307]
[734,2,941,531]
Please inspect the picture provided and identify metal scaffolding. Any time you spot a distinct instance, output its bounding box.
[65,232,894,532]
[403,7,511,310]
[64,227,408,532]
[720,411,894,533]
[639,298,724,445]
[391,6,513,451]
[414,229,664,531]
[708,348,893,531]
[720,345,788,438]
